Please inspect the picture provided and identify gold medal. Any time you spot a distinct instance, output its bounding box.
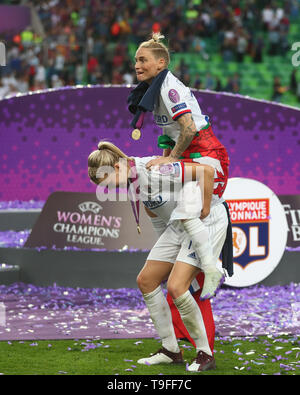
[131,128,141,140]
[137,225,141,234]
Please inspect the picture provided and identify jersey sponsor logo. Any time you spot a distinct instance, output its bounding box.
[154,114,169,124]
[171,102,187,113]
[143,195,166,209]
[168,89,180,103]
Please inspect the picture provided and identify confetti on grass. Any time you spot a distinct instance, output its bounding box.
[0,282,299,343]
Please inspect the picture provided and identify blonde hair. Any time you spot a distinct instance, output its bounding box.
[88,141,130,184]
[138,32,170,66]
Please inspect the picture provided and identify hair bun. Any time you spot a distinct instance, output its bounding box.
[152,32,165,43]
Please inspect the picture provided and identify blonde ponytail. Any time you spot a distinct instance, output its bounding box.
[88,141,130,184]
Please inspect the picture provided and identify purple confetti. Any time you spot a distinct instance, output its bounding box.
[0,281,298,342]
[0,201,44,210]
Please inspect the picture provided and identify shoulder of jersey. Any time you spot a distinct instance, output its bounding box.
[133,156,156,167]
[161,71,186,93]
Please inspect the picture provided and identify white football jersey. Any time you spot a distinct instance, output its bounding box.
[131,155,224,220]
[132,156,202,225]
[153,71,209,141]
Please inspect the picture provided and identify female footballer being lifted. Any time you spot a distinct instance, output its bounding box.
[128,32,231,300]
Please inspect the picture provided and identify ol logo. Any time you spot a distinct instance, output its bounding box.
[229,198,270,269]
[218,178,288,287]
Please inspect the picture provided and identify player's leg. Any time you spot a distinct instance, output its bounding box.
[136,259,172,294]
[167,240,217,372]
[167,261,213,356]
[136,228,184,365]
[136,260,183,364]
[167,272,216,353]
[203,202,228,274]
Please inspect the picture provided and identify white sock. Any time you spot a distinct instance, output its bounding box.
[174,290,212,356]
[182,218,216,272]
[143,286,180,353]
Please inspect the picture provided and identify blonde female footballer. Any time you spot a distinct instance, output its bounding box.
[88,141,229,372]
[128,32,231,299]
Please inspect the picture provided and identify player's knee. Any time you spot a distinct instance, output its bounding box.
[136,272,145,290]
[136,272,153,294]
[167,280,187,300]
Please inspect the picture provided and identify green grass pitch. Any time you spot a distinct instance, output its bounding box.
[0,335,299,375]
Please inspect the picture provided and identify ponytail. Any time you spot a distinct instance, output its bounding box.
[88,141,130,184]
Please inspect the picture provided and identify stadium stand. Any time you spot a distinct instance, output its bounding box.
[0,0,299,107]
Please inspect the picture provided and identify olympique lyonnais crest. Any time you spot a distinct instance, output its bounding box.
[228,198,270,269]
[219,178,288,287]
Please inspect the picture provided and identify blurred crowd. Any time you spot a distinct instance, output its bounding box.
[0,0,300,102]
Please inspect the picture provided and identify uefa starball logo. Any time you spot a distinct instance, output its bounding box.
[219,178,288,287]
[0,42,6,66]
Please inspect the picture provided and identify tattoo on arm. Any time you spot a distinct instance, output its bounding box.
[170,114,197,159]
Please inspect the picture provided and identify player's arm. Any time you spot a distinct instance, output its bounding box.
[146,113,197,169]
[169,113,198,160]
[163,148,171,157]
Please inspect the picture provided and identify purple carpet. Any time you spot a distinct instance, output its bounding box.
[0,282,299,341]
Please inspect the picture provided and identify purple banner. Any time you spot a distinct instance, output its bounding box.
[0,6,31,34]
[24,191,156,250]
[0,86,300,201]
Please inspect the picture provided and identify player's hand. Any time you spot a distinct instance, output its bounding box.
[146,156,177,169]
[200,207,210,220]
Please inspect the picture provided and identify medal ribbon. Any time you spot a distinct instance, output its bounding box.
[128,160,141,234]
[135,112,145,129]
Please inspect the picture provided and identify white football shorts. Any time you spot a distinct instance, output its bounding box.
[147,202,228,268]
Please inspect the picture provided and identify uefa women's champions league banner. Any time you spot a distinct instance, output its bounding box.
[1,85,300,286]
[24,191,157,251]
